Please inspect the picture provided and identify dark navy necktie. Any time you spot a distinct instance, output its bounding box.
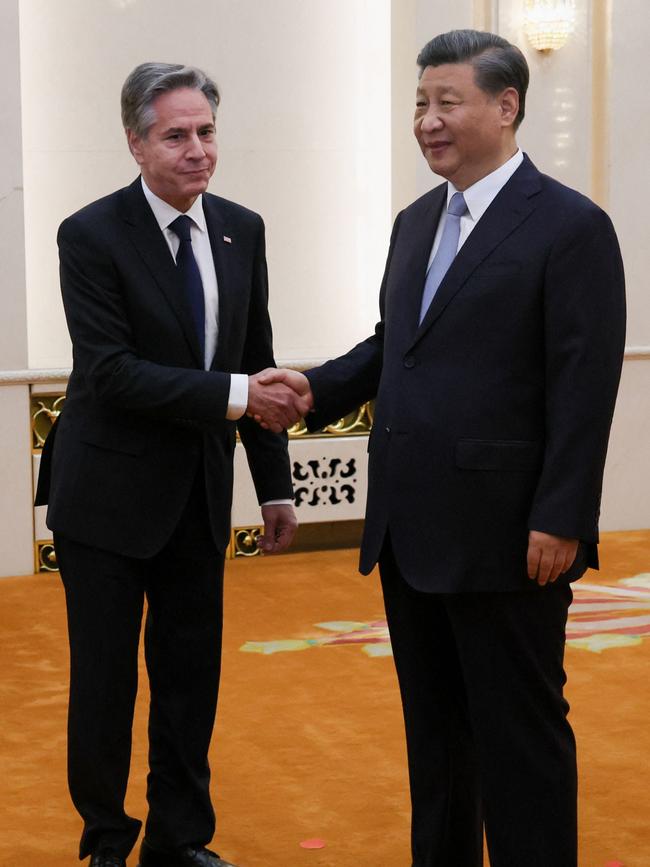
[419,191,468,324]
[169,215,206,362]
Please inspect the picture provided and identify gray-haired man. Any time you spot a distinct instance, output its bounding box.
[36,62,308,867]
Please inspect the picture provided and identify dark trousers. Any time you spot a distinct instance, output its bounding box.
[55,474,224,860]
[379,539,577,867]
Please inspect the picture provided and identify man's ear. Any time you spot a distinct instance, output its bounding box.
[126,129,144,163]
[499,87,519,128]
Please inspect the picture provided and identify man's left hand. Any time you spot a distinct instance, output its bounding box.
[258,503,298,553]
[527,530,579,586]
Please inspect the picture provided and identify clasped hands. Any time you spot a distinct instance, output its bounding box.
[247,368,313,433]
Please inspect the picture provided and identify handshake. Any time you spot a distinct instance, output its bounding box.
[246,368,314,433]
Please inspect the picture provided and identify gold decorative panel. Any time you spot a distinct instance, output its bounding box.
[228,527,263,559]
[35,541,58,573]
[30,388,371,565]
[29,393,371,446]
[31,394,66,450]
[287,401,373,438]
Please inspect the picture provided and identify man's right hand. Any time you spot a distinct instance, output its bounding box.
[526,530,579,586]
[247,369,313,433]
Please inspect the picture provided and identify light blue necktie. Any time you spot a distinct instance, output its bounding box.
[418,191,468,324]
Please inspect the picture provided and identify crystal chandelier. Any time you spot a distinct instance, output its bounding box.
[524,0,576,52]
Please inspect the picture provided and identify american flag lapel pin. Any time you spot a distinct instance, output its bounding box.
[223,235,232,244]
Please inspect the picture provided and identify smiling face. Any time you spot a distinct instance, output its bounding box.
[127,87,217,212]
[413,62,519,190]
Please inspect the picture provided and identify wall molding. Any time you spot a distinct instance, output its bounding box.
[0,368,70,386]
[624,346,650,359]
[2,347,650,388]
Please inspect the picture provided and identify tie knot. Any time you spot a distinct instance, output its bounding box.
[169,214,194,242]
[447,192,467,218]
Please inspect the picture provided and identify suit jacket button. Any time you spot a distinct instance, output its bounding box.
[385,426,391,434]
[404,355,416,368]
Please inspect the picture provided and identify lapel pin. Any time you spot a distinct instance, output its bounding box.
[223,235,232,244]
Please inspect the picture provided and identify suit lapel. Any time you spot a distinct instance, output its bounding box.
[410,156,542,347]
[398,185,447,333]
[120,178,204,367]
[202,196,236,371]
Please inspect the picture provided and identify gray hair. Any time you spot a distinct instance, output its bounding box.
[121,62,220,138]
[417,30,529,129]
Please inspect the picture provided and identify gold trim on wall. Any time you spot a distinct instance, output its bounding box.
[31,394,65,450]
[287,402,374,438]
[35,540,58,573]
[228,527,263,559]
[29,392,373,449]
[37,522,363,569]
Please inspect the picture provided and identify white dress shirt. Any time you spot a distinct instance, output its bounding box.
[141,178,248,420]
[427,149,524,270]
[142,180,290,508]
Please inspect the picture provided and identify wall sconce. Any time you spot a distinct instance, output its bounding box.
[524,0,576,52]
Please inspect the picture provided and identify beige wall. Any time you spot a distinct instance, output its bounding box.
[20,0,391,368]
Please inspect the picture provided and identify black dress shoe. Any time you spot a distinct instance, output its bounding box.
[138,838,239,867]
[90,851,126,867]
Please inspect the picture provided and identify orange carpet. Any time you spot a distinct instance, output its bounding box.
[0,530,649,866]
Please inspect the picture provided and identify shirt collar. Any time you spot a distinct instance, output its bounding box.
[447,148,524,222]
[140,177,207,233]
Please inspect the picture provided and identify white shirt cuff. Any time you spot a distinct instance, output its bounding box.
[226,373,249,420]
[261,499,294,506]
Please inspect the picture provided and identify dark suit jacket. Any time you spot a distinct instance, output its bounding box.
[36,177,292,558]
[306,155,626,592]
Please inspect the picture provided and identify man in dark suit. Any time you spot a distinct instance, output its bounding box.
[259,30,626,867]
[36,63,308,867]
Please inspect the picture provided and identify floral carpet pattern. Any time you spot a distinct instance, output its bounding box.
[241,573,650,656]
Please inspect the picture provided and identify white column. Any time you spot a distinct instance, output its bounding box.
[0,0,35,576]
[601,0,650,529]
